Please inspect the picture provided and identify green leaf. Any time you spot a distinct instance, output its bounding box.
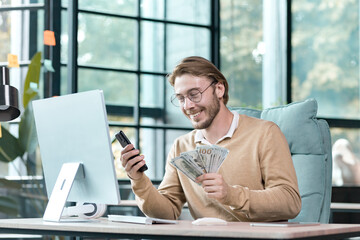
[0,126,24,162]
[23,52,41,109]
[0,196,18,215]
[19,97,39,155]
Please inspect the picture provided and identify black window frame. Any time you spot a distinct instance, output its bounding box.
[45,0,219,179]
[2,0,359,178]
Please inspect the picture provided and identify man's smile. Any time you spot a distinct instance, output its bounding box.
[187,110,203,121]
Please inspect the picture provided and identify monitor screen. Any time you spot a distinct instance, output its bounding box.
[33,90,121,221]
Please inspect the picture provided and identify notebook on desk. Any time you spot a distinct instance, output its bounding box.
[108,215,177,225]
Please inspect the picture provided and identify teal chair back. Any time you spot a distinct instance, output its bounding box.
[232,99,332,223]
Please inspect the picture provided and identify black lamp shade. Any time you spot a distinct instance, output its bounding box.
[0,67,21,121]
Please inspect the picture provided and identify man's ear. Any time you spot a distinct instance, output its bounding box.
[215,82,225,100]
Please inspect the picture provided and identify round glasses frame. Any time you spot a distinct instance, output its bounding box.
[170,81,216,107]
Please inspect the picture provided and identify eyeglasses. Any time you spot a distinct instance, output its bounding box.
[170,81,216,107]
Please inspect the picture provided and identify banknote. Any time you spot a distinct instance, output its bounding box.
[171,156,203,182]
[170,145,229,183]
[181,150,206,173]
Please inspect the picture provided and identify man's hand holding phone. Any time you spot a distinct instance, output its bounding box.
[120,144,146,180]
[117,130,148,180]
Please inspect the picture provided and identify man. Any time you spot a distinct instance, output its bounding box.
[121,56,301,222]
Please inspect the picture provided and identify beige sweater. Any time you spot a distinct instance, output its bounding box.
[131,114,301,222]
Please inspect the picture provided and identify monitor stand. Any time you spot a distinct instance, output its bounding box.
[43,162,85,222]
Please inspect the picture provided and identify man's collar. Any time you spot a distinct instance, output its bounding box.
[195,111,239,145]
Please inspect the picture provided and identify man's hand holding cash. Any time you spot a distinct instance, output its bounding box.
[170,145,229,182]
[171,145,230,203]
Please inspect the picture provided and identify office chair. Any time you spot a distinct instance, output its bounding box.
[232,98,332,223]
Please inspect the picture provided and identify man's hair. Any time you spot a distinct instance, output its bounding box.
[167,56,229,105]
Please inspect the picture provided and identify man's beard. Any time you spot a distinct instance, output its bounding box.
[192,95,220,129]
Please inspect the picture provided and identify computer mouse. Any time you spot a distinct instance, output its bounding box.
[192,217,227,226]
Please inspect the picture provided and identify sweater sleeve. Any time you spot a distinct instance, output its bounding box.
[222,124,302,221]
[130,144,186,220]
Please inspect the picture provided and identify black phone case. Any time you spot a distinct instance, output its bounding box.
[115,131,148,172]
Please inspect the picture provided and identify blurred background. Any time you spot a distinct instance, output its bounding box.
[0,0,359,224]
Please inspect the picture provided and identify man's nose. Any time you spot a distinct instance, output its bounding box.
[182,97,195,109]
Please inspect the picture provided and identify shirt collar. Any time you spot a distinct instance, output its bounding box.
[195,111,239,145]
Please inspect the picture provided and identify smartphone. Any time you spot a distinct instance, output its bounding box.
[115,130,148,172]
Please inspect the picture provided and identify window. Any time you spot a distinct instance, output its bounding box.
[292,1,360,120]
[291,0,360,186]
[220,0,263,108]
[221,0,360,187]
[0,0,45,176]
[4,0,360,187]
[59,0,215,180]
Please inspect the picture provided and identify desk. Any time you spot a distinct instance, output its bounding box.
[0,218,359,240]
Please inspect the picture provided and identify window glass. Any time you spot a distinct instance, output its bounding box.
[0,9,43,62]
[1,0,44,6]
[331,128,360,186]
[108,115,134,126]
[140,0,164,19]
[78,13,137,70]
[60,66,67,95]
[64,0,137,16]
[220,0,263,108]
[165,129,191,157]
[59,0,213,183]
[141,21,164,72]
[166,25,210,72]
[0,2,44,181]
[78,69,137,106]
[140,127,165,179]
[140,74,164,108]
[36,9,45,51]
[61,10,68,63]
[0,8,44,103]
[166,0,211,25]
[292,1,360,119]
[0,10,11,61]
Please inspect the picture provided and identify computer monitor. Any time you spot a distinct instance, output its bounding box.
[33,90,121,222]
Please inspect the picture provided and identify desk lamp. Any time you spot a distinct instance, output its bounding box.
[0,66,20,122]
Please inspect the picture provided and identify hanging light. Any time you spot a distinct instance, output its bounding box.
[0,66,20,121]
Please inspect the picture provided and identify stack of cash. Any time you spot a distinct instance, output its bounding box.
[170,145,229,182]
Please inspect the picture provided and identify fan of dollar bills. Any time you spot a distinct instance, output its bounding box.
[170,145,229,182]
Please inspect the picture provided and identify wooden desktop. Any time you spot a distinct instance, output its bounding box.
[0,218,359,239]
